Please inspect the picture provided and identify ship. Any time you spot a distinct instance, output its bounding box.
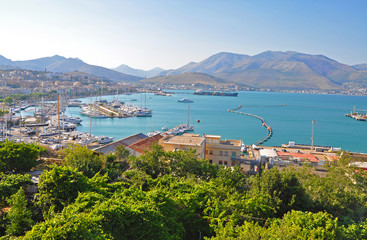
[178,98,194,103]
[193,89,238,97]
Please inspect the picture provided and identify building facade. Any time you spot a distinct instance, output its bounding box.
[159,133,206,159]
[158,133,242,167]
[204,135,242,167]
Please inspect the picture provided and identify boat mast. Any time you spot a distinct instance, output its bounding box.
[188,103,190,126]
[57,93,61,144]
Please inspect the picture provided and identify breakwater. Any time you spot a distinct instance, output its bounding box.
[228,105,273,145]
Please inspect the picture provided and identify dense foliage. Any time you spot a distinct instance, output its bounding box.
[63,144,104,178]
[0,173,32,206]
[1,142,367,239]
[0,140,45,172]
[6,188,33,236]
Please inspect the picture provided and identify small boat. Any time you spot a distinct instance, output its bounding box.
[161,126,169,131]
[40,131,58,137]
[136,111,152,117]
[146,131,161,137]
[97,136,115,144]
[178,98,194,103]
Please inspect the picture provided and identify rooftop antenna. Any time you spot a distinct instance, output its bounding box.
[311,120,317,152]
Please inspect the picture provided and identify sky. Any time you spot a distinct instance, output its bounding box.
[0,0,366,70]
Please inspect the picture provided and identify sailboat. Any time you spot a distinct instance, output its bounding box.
[136,92,152,117]
[184,103,194,131]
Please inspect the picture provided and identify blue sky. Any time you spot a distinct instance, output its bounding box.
[0,0,366,70]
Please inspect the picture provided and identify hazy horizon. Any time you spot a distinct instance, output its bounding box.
[1,0,366,70]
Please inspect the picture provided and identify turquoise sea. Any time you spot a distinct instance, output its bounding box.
[66,91,367,153]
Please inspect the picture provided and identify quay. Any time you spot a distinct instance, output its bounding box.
[94,104,122,118]
[228,105,273,145]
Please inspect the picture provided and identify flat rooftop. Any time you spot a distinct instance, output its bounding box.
[162,135,205,146]
[205,135,221,139]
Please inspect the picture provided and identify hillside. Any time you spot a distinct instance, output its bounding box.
[353,64,367,71]
[160,51,367,90]
[142,72,239,87]
[0,55,142,82]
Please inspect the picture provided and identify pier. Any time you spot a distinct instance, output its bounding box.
[95,105,122,118]
[228,105,273,145]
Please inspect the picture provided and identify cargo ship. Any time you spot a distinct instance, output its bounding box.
[193,90,238,97]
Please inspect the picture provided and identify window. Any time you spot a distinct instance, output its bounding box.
[209,150,213,155]
[224,151,228,156]
[219,151,223,156]
[209,160,213,164]
[219,161,223,165]
[231,152,236,158]
[224,161,228,165]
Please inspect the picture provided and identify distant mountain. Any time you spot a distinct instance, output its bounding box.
[160,51,367,90]
[113,64,164,78]
[353,64,367,71]
[161,52,250,76]
[0,55,12,65]
[0,55,142,82]
[142,72,241,87]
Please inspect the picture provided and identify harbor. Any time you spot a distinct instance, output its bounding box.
[0,91,366,153]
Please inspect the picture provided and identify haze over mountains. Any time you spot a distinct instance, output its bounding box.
[0,55,142,82]
[159,51,367,90]
[1,51,367,90]
[112,64,164,78]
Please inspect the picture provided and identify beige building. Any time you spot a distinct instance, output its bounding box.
[158,133,243,167]
[205,135,242,167]
[159,133,206,159]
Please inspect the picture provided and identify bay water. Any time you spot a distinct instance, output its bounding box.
[66,91,367,153]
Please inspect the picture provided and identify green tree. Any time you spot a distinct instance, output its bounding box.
[248,167,312,217]
[0,109,9,117]
[214,167,247,192]
[36,165,90,217]
[3,97,13,105]
[115,145,130,161]
[129,143,168,178]
[294,157,367,223]
[266,211,340,240]
[0,173,32,206]
[0,141,45,172]
[6,188,33,236]
[63,144,104,178]
[166,149,218,179]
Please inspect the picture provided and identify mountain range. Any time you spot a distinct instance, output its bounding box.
[0,55,142,82]
[1,51,367,90]
[159,51,367,90]
[112,64,164,78]
[141,72,237,87]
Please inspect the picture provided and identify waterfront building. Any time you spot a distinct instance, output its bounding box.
[159,133,243,167]
[204,135,242,167]
[159,133,206,159]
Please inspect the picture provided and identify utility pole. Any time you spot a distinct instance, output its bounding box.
[311,120,317,152]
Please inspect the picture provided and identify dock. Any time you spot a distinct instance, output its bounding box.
[94,104,122,117]
[228,105,273,145]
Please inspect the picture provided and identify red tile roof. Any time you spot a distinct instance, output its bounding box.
[129,134,164,154]
[277,152,319,163]
[94,133,147,154]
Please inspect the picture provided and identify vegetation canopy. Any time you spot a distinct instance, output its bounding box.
[0,142,366,239]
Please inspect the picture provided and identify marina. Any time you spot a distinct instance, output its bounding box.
[1,90,367,153]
